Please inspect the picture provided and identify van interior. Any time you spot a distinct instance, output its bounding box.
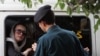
[5,15,92,56]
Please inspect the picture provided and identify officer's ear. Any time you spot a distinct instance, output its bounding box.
[39,21,46,27]
[41,21,47,27]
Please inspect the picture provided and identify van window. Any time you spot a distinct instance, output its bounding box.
[5,15,92,56]
[5,15,44,56]
[55,16,92,56]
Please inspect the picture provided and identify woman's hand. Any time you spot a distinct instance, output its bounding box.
[84,47,90,52]
[32,42,37,52]
[22,48,33,56]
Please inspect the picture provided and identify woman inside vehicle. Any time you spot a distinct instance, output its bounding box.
[6,21,33,56]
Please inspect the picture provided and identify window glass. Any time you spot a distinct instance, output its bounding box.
[5,15,92,56]
[5,15,43,56]
[55,16,92,56]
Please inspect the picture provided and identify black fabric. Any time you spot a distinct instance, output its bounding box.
[34,5,51,23]
[6,38,33,56]
[6,41,24,56]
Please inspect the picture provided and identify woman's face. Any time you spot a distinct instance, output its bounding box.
[14,25,26,42]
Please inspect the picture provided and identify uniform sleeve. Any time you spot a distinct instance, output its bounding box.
[34,38,46,56]
[6,42,24,56]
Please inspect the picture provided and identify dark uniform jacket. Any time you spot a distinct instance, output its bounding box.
[34,25,88,56]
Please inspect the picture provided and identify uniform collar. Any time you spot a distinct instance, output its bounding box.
[47,25,59,33]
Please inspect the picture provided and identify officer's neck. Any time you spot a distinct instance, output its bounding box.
[45,24,54,32]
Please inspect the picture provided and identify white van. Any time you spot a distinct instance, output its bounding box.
[0,0,100,56]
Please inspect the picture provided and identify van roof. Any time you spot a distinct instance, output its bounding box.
[0,0,62,11]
